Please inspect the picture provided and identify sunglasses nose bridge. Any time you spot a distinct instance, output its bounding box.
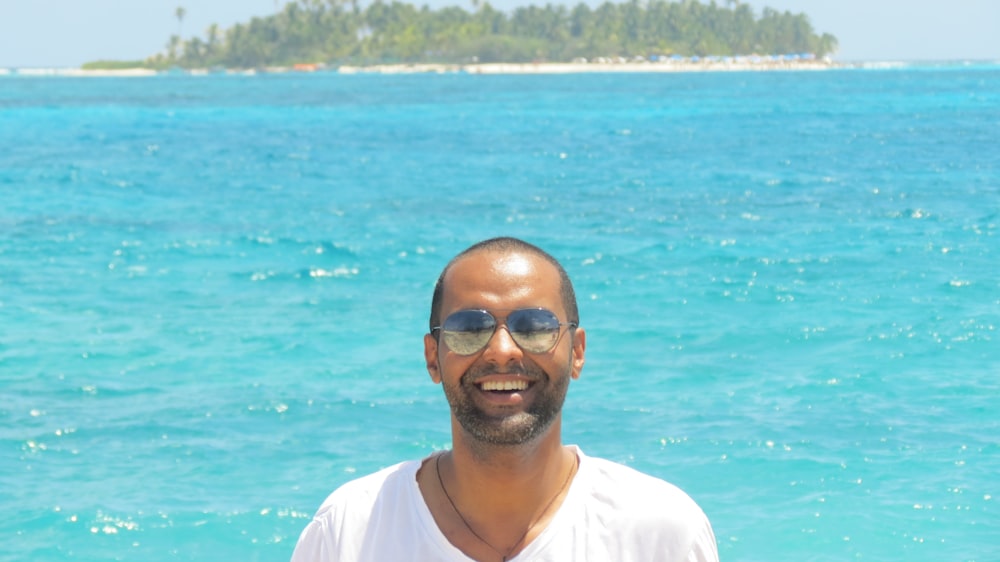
[482,321,524,357]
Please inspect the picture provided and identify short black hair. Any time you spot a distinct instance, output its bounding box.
[429,237,579,334]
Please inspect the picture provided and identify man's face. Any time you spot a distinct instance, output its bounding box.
[424,250,586,446]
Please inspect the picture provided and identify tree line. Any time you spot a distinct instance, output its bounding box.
[90,0,838,69]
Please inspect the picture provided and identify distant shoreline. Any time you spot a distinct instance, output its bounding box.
[7,59,994,77]
[2,58,844,77]
[346,59,839,74]
[19,58,998,77]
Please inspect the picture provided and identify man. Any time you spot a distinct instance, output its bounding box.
[291,237,718,561]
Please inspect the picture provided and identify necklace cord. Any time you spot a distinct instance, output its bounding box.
[435,452,578,562]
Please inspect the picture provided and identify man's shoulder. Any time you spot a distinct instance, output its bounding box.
[577,453,708,521]
[291,459,430,562]
[570,452,717,560]
[311,459,420,521]
[584,455,691,494]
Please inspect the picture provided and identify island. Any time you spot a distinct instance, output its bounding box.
[82,0,839,74]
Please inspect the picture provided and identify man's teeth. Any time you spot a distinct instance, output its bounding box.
[479,380,529,391]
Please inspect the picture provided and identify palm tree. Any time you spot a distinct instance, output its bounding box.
[175,6,187,37]
[168,34,181,61]
[206,23,220,60]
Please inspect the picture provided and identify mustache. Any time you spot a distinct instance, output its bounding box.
[462,364,538,384]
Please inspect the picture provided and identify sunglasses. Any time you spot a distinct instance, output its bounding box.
[432,308,577,356]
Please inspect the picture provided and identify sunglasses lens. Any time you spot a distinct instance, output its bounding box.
[508,309,562,353]
[441,310,496,355]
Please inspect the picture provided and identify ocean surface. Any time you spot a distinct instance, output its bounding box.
[2,64,998,562]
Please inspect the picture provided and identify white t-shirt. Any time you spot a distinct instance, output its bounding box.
[291,447,718,562]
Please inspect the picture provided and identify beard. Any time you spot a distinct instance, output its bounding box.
[442,362,571,446]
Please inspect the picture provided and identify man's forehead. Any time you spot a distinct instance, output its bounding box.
[448,249,548,279]
[434,245,570,321]
[484,251,533,275]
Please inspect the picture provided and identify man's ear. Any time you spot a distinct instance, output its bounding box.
[570,327,586,380]
[424,333,441,384]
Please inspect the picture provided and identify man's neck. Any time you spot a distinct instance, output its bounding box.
[417,426,579,561]
[442,422,577,521]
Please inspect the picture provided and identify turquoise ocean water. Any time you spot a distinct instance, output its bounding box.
[2,65,997,561]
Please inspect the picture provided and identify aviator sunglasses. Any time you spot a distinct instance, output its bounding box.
[432,308,577,356]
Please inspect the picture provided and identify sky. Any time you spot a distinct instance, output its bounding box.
[0,0,998,68]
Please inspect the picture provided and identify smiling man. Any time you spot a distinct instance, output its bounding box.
[291,237,718,562]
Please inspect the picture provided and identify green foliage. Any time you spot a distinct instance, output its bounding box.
[80,60,150,70]
[135,0,840,69]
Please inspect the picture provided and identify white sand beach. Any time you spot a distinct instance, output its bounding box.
[2,57,837,77]
[338,58,837,75]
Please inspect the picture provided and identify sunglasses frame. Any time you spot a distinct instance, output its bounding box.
[431,307,578,356]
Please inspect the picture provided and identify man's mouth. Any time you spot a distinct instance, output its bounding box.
[478,380,530,392]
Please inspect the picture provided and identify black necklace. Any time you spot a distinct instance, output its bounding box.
[435,452,578,562]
